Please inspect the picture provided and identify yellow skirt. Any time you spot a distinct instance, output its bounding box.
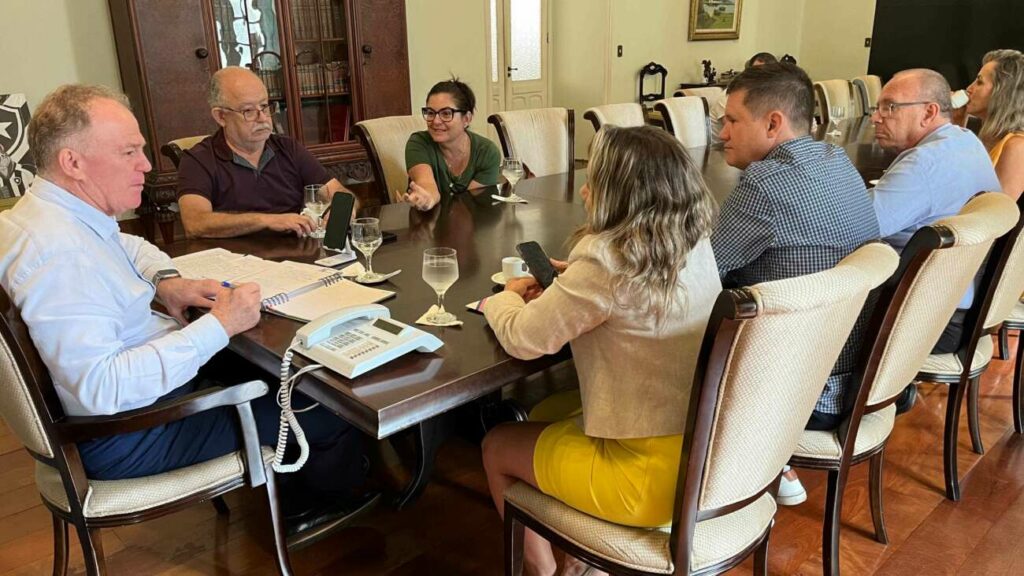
[531,391,683,528]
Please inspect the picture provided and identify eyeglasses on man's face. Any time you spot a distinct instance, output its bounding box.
[421,107,464,123]
[869,101,933,119]
[218,102,278,122]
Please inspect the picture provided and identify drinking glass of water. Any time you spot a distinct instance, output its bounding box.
[501,158,525,201]
[304,184,328,239]
[422,247,459,324]
[351,217,384,282]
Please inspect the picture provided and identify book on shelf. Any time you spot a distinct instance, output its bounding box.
[171,248,394,322]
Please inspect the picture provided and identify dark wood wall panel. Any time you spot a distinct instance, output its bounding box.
[353,0,411,120]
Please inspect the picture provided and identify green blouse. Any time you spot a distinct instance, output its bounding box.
[405,130,501,194]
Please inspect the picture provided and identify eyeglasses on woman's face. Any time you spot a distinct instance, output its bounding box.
[421,107,464,123]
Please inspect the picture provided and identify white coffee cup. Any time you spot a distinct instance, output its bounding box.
[502,256,530,279]
[951,89,969,109]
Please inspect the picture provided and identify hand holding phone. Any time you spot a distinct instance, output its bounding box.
[516,241,559,289]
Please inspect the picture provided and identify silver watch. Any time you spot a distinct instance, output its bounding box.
[152,268,181,288]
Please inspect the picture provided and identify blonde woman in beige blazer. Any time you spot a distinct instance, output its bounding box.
[481,126,721,576]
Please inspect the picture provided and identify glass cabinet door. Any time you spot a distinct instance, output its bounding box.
[287,0,353,146]
[211,0,290,135]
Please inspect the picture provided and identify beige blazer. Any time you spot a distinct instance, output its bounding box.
[484,234,721,439]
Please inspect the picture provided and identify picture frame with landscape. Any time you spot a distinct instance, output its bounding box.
[688,0,743,41]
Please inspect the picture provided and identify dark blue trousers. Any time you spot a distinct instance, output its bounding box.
[78,364,365,495]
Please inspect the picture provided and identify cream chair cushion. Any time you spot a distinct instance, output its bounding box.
[36,447,274,518]
[983,217,1024,331]
[505,482,776,574]
[1005,299,1024,326]
[918,333,994,377]
[654,96,708,148]
[815,80,856,122]
[793,405,896,460]
[583,103,645,130]
[168,135,209,152]
[356,115,423,203]
[852,75,882,116]
[491,108,570,177]
[680,87,725,101]
[0,340,52,457]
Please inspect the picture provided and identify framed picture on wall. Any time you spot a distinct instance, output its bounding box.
[688,0,744,41]
[0,93,36,203]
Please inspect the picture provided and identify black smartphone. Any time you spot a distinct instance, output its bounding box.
[516,241,559,289]
[322,192,355,251]
[382,230,398,244]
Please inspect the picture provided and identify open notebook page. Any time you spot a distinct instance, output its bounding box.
[172,248,338,302]
[269,279,395,322]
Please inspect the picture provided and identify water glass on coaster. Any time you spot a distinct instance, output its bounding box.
[422,247,459,325]
[500,157,525,201]
[304,184,328,239]
[352,217,385,282]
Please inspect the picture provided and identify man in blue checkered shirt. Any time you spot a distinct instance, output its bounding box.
[710,63,880,505]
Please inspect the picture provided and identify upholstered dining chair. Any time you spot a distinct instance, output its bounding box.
[913,192,1024,500]
[1000,299,1024,434]
[851,75,882,117]
[160,135,209,169]
[787,192,1018,575]
[0,286,294,576]
[654,96,711,148]
[814,80,857,125]
[676,86,725,102]
[502,242,897,576]
[487,108,575,177]
[582,103,645,132]
[354,115,423,205]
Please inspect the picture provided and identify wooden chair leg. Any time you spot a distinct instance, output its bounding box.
[212,496,230,516]
[74,523,106,576]
[263,467,294,576]
[869,450,889,545]
[822,468,848,576]
[51,516,69,576]
[967,376,985,455]
[944,380,969,501]
[1015,329,1024,434]
[753,520,772,576]
[998,326,1010,360]
[505,505,525,576]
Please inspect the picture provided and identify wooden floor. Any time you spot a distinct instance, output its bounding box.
[3,335,1024,575]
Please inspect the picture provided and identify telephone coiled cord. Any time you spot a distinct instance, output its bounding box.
[272,339,322,473]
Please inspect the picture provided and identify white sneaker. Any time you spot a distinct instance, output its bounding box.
[777,465,807,506]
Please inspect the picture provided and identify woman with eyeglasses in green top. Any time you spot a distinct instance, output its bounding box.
[404,78,502,211]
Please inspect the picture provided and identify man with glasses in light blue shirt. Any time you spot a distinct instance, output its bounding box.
[870,68,1000,410]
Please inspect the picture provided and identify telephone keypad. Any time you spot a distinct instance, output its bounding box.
[323,329,382,359]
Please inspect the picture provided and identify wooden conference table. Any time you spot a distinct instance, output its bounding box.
[165,116,893,505]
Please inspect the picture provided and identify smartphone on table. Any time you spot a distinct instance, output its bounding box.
[322,192,356,252]
[516,241,559,289]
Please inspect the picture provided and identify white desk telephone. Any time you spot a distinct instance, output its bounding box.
[273,304,443,473]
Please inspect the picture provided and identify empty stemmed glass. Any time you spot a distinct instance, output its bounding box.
[501,157,525,202]
[351,217,384,282]
[304,184,328,239]
[422,247,459,324]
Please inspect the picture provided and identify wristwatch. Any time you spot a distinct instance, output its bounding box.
[152,268,181,288]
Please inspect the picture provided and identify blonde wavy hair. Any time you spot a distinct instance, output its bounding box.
[572,125,717,319]
[979,49,1024,144]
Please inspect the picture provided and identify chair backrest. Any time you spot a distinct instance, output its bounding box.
[814,80,856,125]
[670,242,897,562]
[982,194,1024,331]
[353,115,423,205]
[678,86,725,102]
[861,192,1018,408]
[160,135,209,169]
[487,108,575,177]
[582,103,645,132]
[654,96,709,148]
[851,75,882,116]
[639,61,668,107]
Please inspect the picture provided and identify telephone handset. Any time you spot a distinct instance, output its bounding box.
[273,304,443,473]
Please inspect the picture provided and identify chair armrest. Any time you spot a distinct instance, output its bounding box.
[54,380,270,444]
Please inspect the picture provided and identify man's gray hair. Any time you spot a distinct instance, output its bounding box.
[28,84,130,175]
[208,66,261,108]
[893,69,953,118]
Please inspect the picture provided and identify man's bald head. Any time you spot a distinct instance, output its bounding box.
[889,69,953,119]
[208,66,266,109]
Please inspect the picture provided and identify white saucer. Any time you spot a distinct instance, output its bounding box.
[491,272,508,285]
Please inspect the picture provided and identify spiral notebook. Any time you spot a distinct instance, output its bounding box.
[171,248,394,321]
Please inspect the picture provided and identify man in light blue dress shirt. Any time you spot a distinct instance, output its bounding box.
[870,69,1001,410]
[0,85,373,534]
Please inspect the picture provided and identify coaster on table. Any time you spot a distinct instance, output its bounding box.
[491,194,528,204]
[415,305,463,326]
[340,262,366,277]
[353,269,401,285]
[466,297,489,314]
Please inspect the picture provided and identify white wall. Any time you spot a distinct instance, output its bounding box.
[798,0,877,81]
[0,0,121,112]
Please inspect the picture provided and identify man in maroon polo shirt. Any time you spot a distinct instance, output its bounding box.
[177,67,355,238]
